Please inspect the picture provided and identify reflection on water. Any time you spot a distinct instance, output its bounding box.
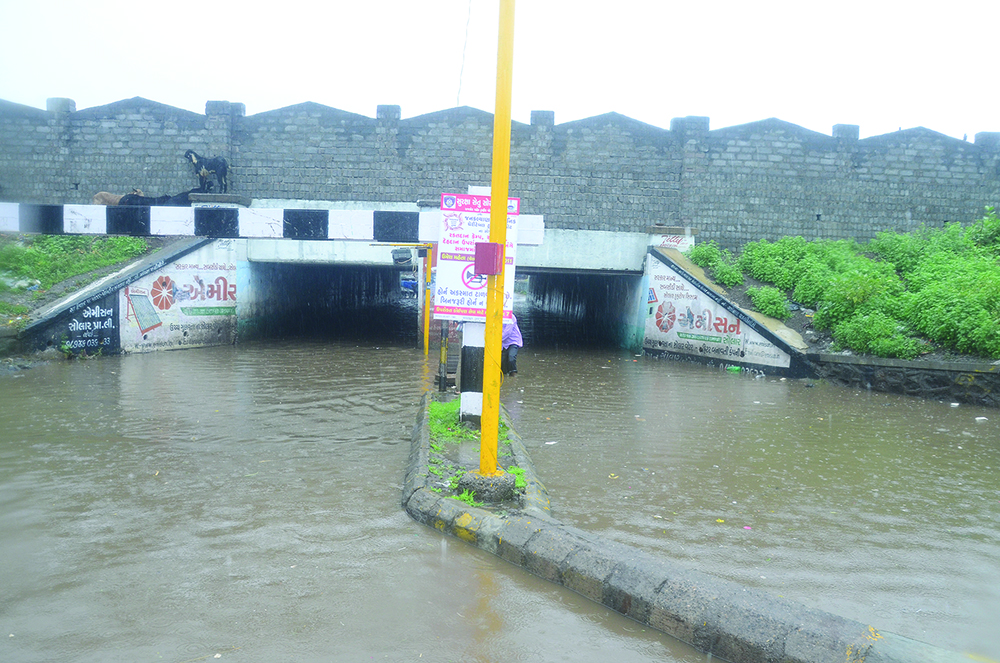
[501,346,1000,659]
[0,342,702,663]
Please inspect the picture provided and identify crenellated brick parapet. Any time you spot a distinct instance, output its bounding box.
[2,96,997,248]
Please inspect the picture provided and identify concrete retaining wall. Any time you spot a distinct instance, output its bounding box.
[807,353,1000,408]
[402,395,969,663]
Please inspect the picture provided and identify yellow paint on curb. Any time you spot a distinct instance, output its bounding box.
[454,512,477,543]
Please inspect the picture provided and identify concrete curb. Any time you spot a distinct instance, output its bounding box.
[402,394,972,663]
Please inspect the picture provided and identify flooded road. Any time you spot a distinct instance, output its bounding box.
[500,347,1000,660]
[0,342,703,663]
[2,328,999,661]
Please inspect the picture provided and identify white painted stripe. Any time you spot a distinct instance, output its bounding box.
[64,205,107,235]
[238,208,283,238]
[463,321,486,347]
[327,210,374,240]
[460,391,483,417]
[150,207,195,236]
[418,210,440,242]
[0,202,18,232]
[518,214,545,246]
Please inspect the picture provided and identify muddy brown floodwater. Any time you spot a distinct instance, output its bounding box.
[500,346,1000,660]
[2,339,998,662]
[0,341,704,663]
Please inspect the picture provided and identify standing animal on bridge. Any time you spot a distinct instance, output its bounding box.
[183,150,229,193]
[92,189,143,205]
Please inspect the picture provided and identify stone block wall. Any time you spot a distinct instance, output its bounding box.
[680,117,1000,246]
[2,96,998,248]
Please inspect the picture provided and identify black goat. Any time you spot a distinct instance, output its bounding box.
[118,192,170,206]
[163,188,203,206]
[184,150,229,193]
[117,188,201,207]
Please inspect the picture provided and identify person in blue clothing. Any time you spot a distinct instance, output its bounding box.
[501,313,522,376]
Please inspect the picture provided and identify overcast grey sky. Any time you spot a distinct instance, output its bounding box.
[1,0,995,140]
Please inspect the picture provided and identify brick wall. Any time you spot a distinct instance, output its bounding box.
[2,97,998,248]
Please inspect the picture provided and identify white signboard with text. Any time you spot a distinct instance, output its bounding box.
[644,254,791,368]
[433,192,518,323]
[119,241,238,353]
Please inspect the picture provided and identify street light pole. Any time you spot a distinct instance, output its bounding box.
[480,0,516,476]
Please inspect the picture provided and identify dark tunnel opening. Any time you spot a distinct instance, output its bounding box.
[242,263,641,350]
[243,262,421,344]
[520,271,640,349]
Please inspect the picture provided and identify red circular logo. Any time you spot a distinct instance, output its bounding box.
[655,301,676,332]
[151,275,175,310]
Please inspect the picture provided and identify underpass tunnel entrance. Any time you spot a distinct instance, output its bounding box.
[238,261,644,352]
[519,270,645,351]
[239,261,421,344]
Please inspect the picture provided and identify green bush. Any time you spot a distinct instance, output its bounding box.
[733,214,1000,359]
[831,312,924,359]
[687,241,723,269]
[687,241,744,287]
[747,285,791,320]
[965,207,1000,254]
[789,256,833,307]
[902,254,1000,357]
[712,261,744,288]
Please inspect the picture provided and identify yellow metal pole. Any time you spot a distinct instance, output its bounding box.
[480,0,516,476]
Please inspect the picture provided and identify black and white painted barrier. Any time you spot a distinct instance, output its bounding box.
[0,202,425,243]
[0,202,545,246]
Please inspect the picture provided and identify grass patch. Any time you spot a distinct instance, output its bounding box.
[449,489,483,508]
[427,399,479,444]
[0,302,29,317]
[425,397,524,509]
[508,465,527,489]
[0,235,148,289]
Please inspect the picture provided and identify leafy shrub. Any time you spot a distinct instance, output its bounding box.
[966,207,1000,253]
[687,240,743,287]
[811,262,903,331]
[712,261,744,287]
[736,240,783,283]
[718,211,1000,359]
[747,285,791,320]
[901,253,1000,358]
[687,241,723,269]
[830,312,924,359]
[868,230,926,275]
[736,237,817,290]
[789,256,833,307]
